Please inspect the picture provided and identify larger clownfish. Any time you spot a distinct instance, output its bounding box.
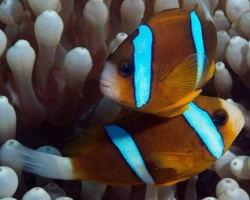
[0,96,244,186]
[100,6,217,117]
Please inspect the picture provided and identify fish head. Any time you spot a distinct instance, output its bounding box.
[100,29,142,109]
[194,96,244,152]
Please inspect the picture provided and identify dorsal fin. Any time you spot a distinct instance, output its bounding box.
[160,8,188,17]
[150,8,190,23]
[63,127,104,157]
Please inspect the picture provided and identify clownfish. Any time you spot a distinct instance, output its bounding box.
[100,6,217,117]
[0,96,244,186]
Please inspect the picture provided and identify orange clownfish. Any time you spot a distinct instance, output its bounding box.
[0,96,244,186]
[100,7,217,117]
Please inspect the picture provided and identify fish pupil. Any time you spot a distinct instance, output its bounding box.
[119,61,134,77]
[212,110,228,126]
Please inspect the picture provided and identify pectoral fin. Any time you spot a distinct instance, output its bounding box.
[195,60,215,89]
[151,152,195,174]
[162,54,209,104]
[162,55,198,103]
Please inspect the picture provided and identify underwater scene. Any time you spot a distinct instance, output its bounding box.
[0,0,250,199]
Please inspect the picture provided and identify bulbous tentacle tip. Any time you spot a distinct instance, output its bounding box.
[50,47,93,126]
[35,10,64,48]
[154,0,179,13]
[0,140,23,168]
[0,166,18,198]
[55,197,73,200]
[0,96,16,145]
[239,12,250,38]
[216,178,239,197]
[226,36,249,76]
[213,10,230,31]
[83,0,108,27]
[22,187,51,200]
[6,40,46,126]
[226,0,250,23]
[218,187,249,200]
[0,0,23,25]
[43,182,66,199]
[120,0,145,34]
[0,29,7,58]
[7,39,35,73]
[37,145,62,156]
[230,156,250,179]
[214,62,232,99]
[108,32,128,54]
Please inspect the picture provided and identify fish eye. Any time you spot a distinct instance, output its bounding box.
[212,110,228,126]
[118,61,134,77]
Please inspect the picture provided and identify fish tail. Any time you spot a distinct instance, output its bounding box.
[0,140,80,180]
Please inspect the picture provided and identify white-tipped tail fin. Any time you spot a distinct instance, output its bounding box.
[0,140,76,180]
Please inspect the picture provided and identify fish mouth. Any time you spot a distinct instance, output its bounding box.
[99,79,119,101]
[99,79,110,89]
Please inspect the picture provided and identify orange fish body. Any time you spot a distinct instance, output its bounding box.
[100,8,217,117]
[0,96,243,186]
[63,96,243,185]
[0,96,244,185]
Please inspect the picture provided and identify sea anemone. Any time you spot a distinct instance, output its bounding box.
[0,0,250,199]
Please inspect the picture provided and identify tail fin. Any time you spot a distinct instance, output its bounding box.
[0,140,76,180]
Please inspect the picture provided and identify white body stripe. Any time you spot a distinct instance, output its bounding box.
[104,125,155,184]
[190,11,205,86]
[183,102,224,159]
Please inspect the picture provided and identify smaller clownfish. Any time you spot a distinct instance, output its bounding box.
[100,4,217,117]
[0,96,244,186]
